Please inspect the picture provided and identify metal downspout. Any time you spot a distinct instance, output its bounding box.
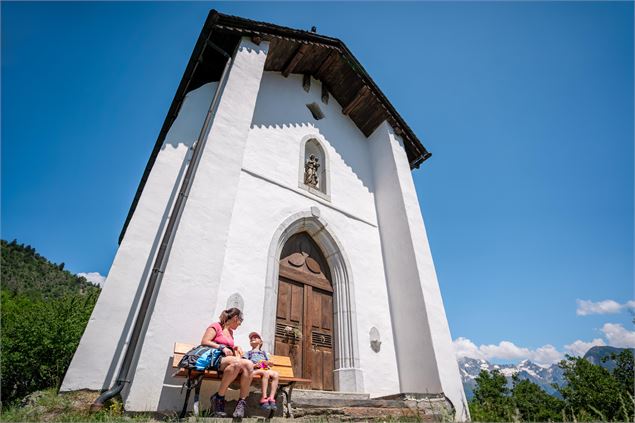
[90,41,234,412]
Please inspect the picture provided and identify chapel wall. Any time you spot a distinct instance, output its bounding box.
[60,81,218,394]
[211,72,401,396]
[121,39,270,411]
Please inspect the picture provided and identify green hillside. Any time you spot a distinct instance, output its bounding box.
[1,240,102,406]
[1,239,100,297]
[584,345,635,371]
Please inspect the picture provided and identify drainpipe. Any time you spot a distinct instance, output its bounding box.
[90,40,233,412]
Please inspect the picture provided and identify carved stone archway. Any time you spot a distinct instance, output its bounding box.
[262,209,363,392]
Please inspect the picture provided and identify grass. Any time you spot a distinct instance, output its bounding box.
[0,389,163,422]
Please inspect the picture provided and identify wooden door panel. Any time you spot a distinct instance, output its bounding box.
[323,349,334,390]
[275,279,304,376]
[276,282,289,319]
[311,290,321,329]
[290,283,303,324]
[276,233,334,391]
[321,294,332,331]
[310,348,324,390]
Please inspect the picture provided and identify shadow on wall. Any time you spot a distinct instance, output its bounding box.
[163,82,218,150]
[157,357,225,413]
[102,142,191,391]
[104,82,218,394]
[249,73,376,194]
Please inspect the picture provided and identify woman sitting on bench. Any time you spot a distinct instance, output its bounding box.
[201,307,254,418]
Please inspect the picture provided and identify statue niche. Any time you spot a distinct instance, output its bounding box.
[302,138,327,195]
[304,154,320,188]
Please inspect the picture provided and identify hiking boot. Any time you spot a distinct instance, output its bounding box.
[210,393,227,417]
[233,398,247,418]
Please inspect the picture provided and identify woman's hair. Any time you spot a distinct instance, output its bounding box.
[219,307,243,326]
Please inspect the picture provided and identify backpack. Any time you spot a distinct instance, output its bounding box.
[177,345,224,372]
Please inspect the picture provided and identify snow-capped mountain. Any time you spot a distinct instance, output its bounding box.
[458,346,632,400]
[458,357,565,400]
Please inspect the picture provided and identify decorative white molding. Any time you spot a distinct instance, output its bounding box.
[241,167,377,228]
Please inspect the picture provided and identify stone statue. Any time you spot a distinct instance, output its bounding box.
[304,154,320,188]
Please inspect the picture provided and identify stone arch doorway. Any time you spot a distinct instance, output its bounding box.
[275,232,334,390]
[262,210,364,393]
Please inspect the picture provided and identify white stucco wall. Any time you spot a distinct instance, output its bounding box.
[61,80,219,393]
[122,38,270,411]
[211,72,401,397]
[369,122,468,420]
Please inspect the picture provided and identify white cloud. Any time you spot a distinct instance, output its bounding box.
[531,345,563,365]
[78,272,106,287]
[564,338,606,357]
[480,341,531,361]
[576,299,634,316]
[453,337,485,360]
[453,338,564,365]
[601,323,635,348]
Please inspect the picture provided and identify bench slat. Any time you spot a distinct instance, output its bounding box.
[172,343,297,380]
[173,344,292,367]
[172,361,295,378]
[174,342,195,355]
[173,353,292,369]
[270,367,294,378]
[172,368,311,384]
[270,355,292,366]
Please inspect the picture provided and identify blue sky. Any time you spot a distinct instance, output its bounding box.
[2,2,633,365]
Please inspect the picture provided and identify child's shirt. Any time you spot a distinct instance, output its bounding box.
[244,349,271,369]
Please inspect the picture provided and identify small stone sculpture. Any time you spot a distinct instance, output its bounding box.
[370,327,381,353]
[304,154,320,188]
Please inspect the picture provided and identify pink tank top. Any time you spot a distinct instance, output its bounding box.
[208,322,234,348]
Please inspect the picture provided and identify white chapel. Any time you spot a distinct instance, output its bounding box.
[61,10,468,421]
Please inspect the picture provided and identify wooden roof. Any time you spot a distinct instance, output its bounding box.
[119,10,431,244]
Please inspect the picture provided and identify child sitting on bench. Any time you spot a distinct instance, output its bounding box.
[244,331,279,410]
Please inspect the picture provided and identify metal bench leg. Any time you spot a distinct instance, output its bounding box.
[179,378,194,419]
[192,376,203,417]
[281,382,295,418]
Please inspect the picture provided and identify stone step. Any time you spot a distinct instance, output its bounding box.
[293,397,411,409]
[186,391,450,421]
[292,389,370,401]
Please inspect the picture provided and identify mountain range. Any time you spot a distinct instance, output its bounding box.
[458,346,633,400]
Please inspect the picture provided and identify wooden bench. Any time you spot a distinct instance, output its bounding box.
[172,342,311,418]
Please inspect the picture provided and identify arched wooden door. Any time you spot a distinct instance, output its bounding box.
[275,232,334,390]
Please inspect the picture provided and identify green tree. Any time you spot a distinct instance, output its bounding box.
[608,349,634,396]
[510,375,563,422]
[0,239,101,406]
[557,354,631,421]
[469,369,514,422]
[1,290,99,405]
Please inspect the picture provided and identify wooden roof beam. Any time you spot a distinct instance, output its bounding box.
[315,50,339,80]
[282,44,310,77]
[342,85,370,116]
